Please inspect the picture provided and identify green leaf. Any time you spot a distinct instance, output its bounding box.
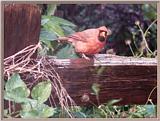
[97,67,106,75]
[54,43,79,59]
[106,99,122,106]
[40,104,55,117]
[142,4,157,20]
[43,21,65,37]
[4,87,30,103]
[21,102,32,112]
[50,16,76,27]
[91,83,101,96]
[41,18,50,26]
[131,112,144,118]
[31,81,52,104]
[72,112,87,118]
[20,110,39,118]
[5,73,27,91]
[21,99,39,111]
[42,16,65,37]
[144,105,156,117]
[26,99,39,108]
[40,15,77,58]
[46,4,57,16]
[61,25,76,35]
[40,29,58,50]
[40,29,58,41]
[20,103,55,118]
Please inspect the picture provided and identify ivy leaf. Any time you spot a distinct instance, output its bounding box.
[39,104,55,117]
[20,110,39,118]
[21,102,32,112]
[20,103,55,118]
[4,87,30,103]
[31,81,52,104]
[4,73,30,103]
[5,73,27,91]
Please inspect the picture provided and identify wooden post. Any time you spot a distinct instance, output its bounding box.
[4,4,41,58]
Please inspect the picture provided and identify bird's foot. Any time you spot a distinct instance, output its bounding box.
[93,55,102,63]
[81,53,91,60]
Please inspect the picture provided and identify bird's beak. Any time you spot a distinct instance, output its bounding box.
[107,28,112,36]
[99,28,112,38]
[101,32,106,38]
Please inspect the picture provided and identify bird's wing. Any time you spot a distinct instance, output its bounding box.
[68,28,99,42]
[67,33,88,42]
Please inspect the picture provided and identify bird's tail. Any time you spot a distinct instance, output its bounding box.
[47,36,69,43]
[56,37,69,42]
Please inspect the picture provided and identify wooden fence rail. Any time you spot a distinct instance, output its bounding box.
[45,55,157,105]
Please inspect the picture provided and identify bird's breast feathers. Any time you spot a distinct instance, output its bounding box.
[74,39,105,55]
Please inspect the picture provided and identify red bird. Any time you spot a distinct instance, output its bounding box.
[57,26,111,59]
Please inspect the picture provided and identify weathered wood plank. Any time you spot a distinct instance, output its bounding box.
[45,55,157,105]
[48,54,157,67]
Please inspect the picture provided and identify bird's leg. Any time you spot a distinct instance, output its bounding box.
[81,53,90,60]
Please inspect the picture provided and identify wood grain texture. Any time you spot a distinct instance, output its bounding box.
[4,4,41,58]
[46,55,157,105]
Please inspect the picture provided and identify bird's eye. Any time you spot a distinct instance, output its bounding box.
[98,36,106,42]
[98,31,107,42]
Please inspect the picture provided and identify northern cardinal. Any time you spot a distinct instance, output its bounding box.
[57,26,111,59]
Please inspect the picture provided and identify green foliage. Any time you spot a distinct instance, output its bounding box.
[42,16,65,37]
[31,81,52,104]
[4,74,156,118]
[144,105,156,117]
[4,73,55,118]
[48,100,156,118]
[20,103,55,118]
[4,87,30,103]
[46,4,57,16]
[142,4,157,20]
[91,83,101,96]
[127,19,157,58]
[5,73,27,92]
[53,43,79,59]
[4,73,30,103]
[39,4,78,58]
